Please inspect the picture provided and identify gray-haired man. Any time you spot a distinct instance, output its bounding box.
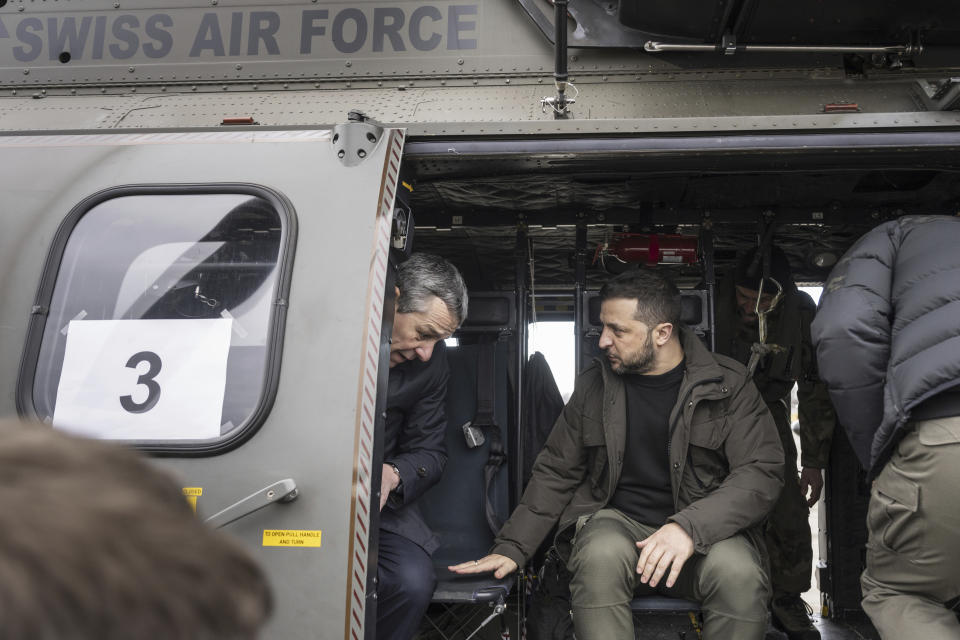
[376,253,468,640]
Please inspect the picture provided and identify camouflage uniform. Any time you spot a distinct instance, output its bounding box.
[715,281,836,595]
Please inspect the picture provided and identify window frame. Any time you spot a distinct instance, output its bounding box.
[16,183,298,457]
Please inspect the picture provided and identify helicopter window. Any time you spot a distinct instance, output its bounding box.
[27,189,292,450]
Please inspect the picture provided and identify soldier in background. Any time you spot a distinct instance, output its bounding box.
[714,245,836,640]
[0,419,272,640]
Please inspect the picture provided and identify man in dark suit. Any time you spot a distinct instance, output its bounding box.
[377,253,468,640]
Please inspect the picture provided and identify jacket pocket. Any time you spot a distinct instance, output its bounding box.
[688,418,725,449]
[685,418,729,495]
[581,416,607,489]
[916,417,960,447]
[867,465,921,555]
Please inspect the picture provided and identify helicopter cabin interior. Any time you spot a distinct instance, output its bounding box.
[395,139,960,639]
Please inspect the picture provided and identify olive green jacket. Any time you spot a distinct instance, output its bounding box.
[715,282,836,469]
[492,328,784,566]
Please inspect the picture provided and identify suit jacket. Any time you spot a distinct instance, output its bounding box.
[380,341,449,554]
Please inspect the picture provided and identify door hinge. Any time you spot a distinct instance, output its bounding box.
[332,110,385,167]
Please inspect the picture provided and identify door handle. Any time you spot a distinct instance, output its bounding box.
[204,478,299,529]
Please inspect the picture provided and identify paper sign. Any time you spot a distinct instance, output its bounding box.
[53,319,232,440]
[262,530,323,548]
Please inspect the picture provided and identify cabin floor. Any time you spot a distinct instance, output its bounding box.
[419,605,880,640]
[622,614,880,640]
[811,616,880,640]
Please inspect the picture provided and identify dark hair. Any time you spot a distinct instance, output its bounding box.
[734,245,795,291]
[0,420,271,640]
[396,253,468,326]
[599,269,682,328]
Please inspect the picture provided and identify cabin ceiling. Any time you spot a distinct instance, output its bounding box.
[406,155,960,289]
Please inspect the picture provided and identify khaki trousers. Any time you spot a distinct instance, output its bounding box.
[861,417,960,640]
[567,509,771,640]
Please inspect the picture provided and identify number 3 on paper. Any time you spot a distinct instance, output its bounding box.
[53,319,232,440]
[120,351,163,414]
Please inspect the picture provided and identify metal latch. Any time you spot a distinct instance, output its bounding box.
[392,206,411,250]
[463,599,507,640]
[720,31,737,55]
[915,78,960,111]
[204,478,299,529]
[462,421,485,448]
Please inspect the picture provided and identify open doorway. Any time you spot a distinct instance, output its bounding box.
[528,321,576,403]
[794,286,826,616]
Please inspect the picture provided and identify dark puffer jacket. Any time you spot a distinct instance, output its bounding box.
[811,215,960,475]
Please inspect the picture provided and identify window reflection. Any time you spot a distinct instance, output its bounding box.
[33,193,285,442]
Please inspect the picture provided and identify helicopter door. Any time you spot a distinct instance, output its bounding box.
[5,125,404,640]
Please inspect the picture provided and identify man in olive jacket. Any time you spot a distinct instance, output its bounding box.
[452,270,784,640]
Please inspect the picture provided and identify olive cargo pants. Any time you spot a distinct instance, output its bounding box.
[568,509,771,640]
[860,417,960,640]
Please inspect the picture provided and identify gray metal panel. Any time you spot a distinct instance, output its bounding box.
[0,94,146,129]
[0,0,553,85]
[1,0,957,90]
[1,76,957,135]
[0,128,401,639]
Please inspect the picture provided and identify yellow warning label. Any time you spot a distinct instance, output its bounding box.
[182,487,203,512]
[263,530,323,548]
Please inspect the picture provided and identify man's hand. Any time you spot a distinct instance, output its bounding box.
[799,466,824,508]
[635,523,694,589]
[379,464,401,511]
[449,554,518,579]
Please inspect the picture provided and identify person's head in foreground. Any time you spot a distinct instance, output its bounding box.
[0,419,271,640]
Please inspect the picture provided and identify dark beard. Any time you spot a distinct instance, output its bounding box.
[608,334,655,375]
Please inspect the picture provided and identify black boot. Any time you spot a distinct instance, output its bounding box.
[770,593,820,640]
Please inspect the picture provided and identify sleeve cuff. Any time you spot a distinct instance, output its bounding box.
[491,543,526,569]
[667,513,710,555]
[385,460,408,505]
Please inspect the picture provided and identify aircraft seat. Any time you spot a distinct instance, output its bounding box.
[419,293,516,637]
[630,596,701,613]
